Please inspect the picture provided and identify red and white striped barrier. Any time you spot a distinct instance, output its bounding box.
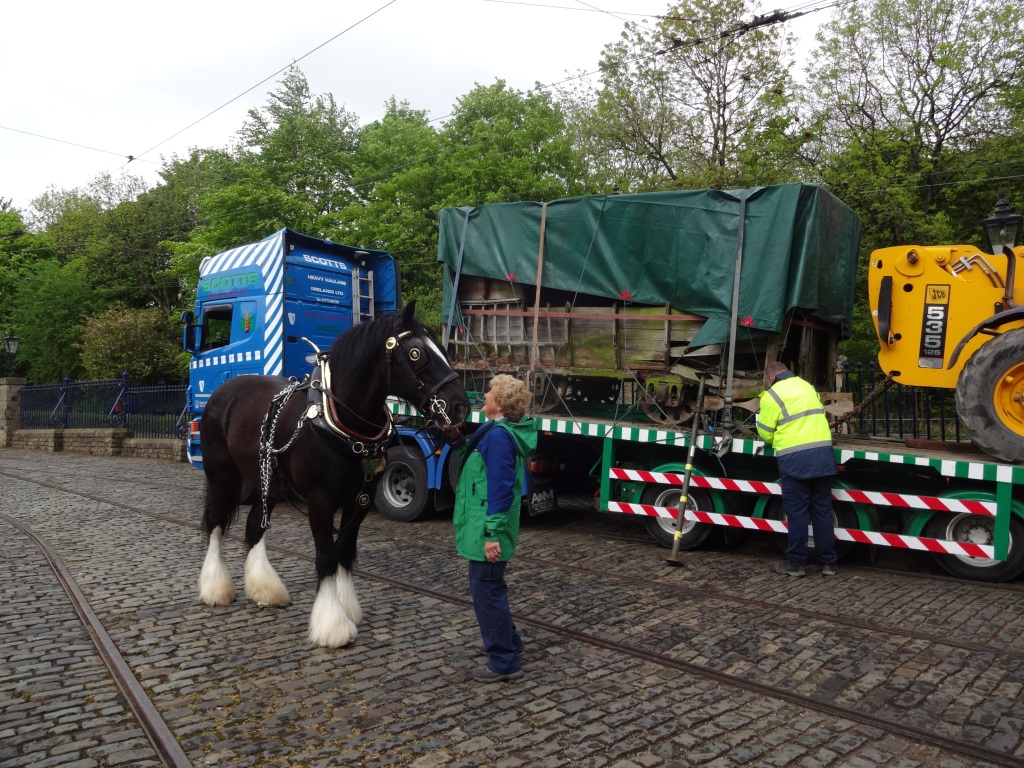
[606,500,995,559]
[608,468,996,515]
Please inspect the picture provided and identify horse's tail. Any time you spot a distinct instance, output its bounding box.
[200,475,244,542]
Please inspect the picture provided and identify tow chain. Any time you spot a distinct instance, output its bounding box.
[830,372,897,434]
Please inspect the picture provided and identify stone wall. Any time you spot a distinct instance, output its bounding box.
[0,377,26,448]
[122,437,188,462]
[11,428,63,452]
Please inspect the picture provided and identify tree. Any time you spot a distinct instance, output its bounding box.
[805,0,1024,361]
[79,305,185,383]
[338,99,443,321]
[560,0,802,191]
[435,80,587,207]
[232,67,361,235]
[806,0,1024,232]
[13,260,100,382]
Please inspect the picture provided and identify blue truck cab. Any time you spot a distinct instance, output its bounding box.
[181,228,398,468]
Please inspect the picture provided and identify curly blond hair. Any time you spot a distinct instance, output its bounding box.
[489,374,531,422]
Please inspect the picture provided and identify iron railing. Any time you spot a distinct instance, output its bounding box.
[836,360,965,443]
[14,363,969,444]
[19,373,188,439]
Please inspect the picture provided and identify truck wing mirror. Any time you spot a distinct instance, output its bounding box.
[182,324,201,354]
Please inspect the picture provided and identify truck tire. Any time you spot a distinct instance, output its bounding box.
[925,512,1024,582]
[955,332,1024,463]
[375,446,431,522]
[641,484,713,550]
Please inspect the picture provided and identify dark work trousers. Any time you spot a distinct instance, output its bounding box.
[468,559,523,674]
[781,474,838,566]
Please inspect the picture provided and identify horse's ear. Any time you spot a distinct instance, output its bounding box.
[400,301,417,328]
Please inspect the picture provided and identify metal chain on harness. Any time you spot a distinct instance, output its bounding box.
[258,380,307,530]
[830,372,897,434]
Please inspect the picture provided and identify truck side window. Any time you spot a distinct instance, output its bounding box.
[201,305,234,351]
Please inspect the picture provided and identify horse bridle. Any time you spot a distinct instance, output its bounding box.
[384,330,459,425]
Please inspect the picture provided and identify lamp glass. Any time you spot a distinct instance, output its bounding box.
[3,331,18,357]
[982,201,1024,254]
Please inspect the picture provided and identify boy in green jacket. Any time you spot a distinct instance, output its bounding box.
[446,374,537,681]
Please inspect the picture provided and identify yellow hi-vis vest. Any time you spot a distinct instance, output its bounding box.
[756,376,832,456]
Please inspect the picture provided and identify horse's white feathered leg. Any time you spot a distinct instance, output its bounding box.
[335,566,362,625]
[198,527,236,606]
[244,539,291,607]
[308,570,358,647]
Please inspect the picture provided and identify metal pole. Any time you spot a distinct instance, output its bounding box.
[721,196,747,434]
[665,372,710,566]
[442,208,472,348]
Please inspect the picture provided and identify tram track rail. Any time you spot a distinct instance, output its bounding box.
[0,513,193,768]
[4,466,1024,768]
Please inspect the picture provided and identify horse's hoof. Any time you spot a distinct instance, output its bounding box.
[246,587,292,608]
[307,623,358,648]
[309,578,358,647]
[199,584,237,606]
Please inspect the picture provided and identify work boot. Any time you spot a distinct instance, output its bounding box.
[471,665,523,682]
[774,561,806,577]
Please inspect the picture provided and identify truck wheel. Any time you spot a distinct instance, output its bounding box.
[641,485,713,550]
[375,446,431,522]
[925,512,1024,582]
[955,332,1024,463]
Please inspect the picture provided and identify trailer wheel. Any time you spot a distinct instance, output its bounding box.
[764,497,859,560]
[641,485,714,550]
[955,331,1024,463]
[925,512,1024,582]
[375,446,431,522]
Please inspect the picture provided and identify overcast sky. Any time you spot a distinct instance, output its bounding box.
[2,0,827,215]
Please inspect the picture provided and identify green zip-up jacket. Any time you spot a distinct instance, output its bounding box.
[453,417,538,562]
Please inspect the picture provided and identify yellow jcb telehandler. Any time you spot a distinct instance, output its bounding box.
[869,196,1024,463]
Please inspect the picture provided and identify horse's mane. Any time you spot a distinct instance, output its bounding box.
[324,310,440,380]
[327,312,399,371]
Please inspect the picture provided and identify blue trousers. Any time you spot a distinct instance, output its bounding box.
[781,474,837,566]
[468,560,522,674]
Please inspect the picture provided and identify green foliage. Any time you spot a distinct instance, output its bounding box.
[0,209,57,332]
[559,0,802,191]
[337,99,443,303]
[10,9,1024,387]
[434,81,587,206]
[13,260,100,382]
[79,305,185,383]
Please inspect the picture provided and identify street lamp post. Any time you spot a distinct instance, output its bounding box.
[3,329,19,377]
[982,194,1024,255]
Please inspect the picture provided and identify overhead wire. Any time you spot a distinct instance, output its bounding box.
[121,0,400,168]
[8,0,1016,256]
[9,0,830,200]
[0,124,159,165]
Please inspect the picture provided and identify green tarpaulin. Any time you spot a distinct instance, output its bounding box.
[438,183,862,346]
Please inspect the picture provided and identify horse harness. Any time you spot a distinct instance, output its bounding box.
[257,329,458,529]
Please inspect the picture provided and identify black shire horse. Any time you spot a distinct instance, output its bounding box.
[197,303,469,647]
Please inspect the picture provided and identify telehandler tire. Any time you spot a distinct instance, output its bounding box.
[956,332,1024,463]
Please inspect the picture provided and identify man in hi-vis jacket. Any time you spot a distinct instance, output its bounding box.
[757,362,838,577]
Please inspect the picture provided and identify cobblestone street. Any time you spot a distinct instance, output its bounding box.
[2,449,1023,768]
